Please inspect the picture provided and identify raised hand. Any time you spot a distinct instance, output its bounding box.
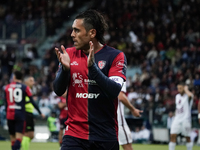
[184,85,189,91]
[55,45,70,70]
[88,41,95,67]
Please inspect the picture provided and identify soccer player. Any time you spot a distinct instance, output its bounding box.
[58,96,68,147]
[169,83,193,150]
[21,76,45,150]
[118,82,142,150]
[198,99,200,124]
[4,71,42,150]
[53,10,127,150]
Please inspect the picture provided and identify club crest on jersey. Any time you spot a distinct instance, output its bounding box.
[98,60,106,69]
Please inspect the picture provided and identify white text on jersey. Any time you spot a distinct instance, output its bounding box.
[76,93,100,99]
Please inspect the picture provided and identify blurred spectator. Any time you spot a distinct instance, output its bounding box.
[139,125,150,142]
[132,126,150,143]
[132,127,142,143]
[128,87,138,106]
[146,46,158,64]
[38,93,51,116]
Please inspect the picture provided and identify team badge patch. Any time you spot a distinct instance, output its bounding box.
[98,60,106,69]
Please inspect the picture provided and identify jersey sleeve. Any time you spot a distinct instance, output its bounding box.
[25,86,32,97]
[108,52,127,81]
[121,82,126,93]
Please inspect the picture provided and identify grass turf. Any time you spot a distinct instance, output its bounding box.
[0,141,199,150]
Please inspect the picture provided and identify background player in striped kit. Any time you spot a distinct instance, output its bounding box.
[118,82,142,150]
[4,71,42,150]
[21,76,45,150]
[58,94,68,147]
[53,9,127,150]
[169,83,194,150]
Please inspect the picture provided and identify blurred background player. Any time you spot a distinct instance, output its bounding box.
[118,82,142,150]
[169,83,193,150]
[4,71,42,150]
[58,93,68,147]
[47,111,59,142]
[21,76,45,150]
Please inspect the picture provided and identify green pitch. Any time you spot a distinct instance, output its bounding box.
[0,141,199,150]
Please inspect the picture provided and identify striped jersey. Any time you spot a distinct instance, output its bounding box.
[5,82,32,120]
[62,45,127,141]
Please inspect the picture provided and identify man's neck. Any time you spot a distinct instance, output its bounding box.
[83,41,104,54]
[180,92,185,96]
[13,79,22,83]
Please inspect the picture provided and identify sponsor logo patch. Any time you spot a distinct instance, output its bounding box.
[116,60,126,68]
[70,61,79,66]
[98,60,106,69]
[72,73,83,87]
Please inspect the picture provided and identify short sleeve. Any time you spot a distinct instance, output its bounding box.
[108,52,127,81]
[121,82,126,93]
[25,86,32,97]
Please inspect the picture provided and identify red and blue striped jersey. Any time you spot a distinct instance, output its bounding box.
[5,82,32,120]
[62,45,127,141]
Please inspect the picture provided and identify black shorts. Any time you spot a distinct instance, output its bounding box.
[61,135,119,150]
[7,119,26,135]
[59,118,67,130]
[25,112,34,132]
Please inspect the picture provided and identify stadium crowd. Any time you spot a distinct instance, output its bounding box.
[0,0,200,143]
[0,0,88,37]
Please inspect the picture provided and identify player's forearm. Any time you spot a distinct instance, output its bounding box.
[89,63,122,99]
[185,89,193,98]
[29,97,41,114]
[119,92,135,111]
[58,103,67,109]
[53,66,70,96]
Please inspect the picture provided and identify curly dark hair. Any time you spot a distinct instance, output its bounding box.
[75,9,108,44]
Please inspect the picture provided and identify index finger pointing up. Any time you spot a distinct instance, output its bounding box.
[61,45,66,54]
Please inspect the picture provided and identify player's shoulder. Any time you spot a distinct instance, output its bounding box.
[66,47,76,52]
[66,47,78,54]
[102,45,126,63]
[66,47,82,56]
[104,45,123,55]
[175,93,181,98]
[16,82,28,91]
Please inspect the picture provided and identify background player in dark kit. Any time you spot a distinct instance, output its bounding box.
[53,10,127,150]
[4,71,42,150]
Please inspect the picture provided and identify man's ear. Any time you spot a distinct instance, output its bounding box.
[90,29,96,38]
